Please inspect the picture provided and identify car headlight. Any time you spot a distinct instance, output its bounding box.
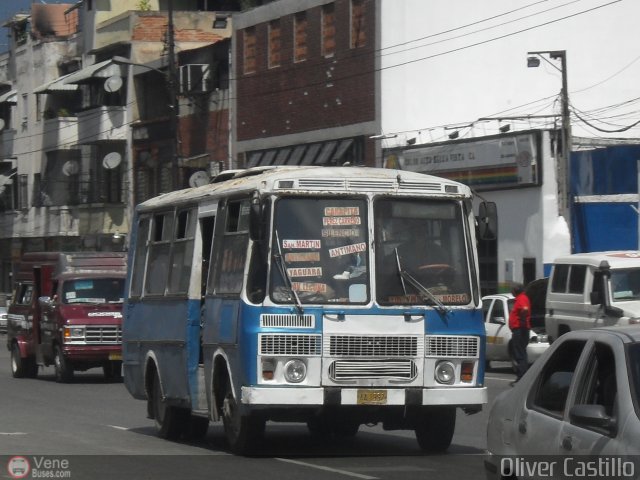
[531,334,548,343]
[64,326,85,341]
[435,361,456,385]
[283,359,307,383]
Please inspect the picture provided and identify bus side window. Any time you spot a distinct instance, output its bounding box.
[130,217,150,298]
[145,211,174,296]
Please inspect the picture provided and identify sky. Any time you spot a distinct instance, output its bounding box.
[379,0,640,142]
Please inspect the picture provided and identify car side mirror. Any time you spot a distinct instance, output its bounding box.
[38,296,53,308]
[477,202,497,241]
[569,404,616,433]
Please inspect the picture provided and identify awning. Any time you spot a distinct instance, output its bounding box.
[33,72,78,94]
[0,90,17,104]
[63,59,124,85]
[248,138,358,168]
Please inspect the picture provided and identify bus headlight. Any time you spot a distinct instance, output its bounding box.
[435,361,455,385]
[283,359,307,383]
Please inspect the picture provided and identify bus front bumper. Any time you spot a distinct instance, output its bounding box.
[241,386,487,407]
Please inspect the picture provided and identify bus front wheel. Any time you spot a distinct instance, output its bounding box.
[221,377,264,455]
[414,406,456,453]
[151,370,187,440]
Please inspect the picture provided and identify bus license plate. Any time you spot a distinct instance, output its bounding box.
[109,353,122,361]
[357,389,387,405]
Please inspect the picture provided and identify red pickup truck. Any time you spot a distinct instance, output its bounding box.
[6,252,126,382]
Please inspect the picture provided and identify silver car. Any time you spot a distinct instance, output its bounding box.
[482,294,549,368]
[0,306,7,333]
[485,326,640,479]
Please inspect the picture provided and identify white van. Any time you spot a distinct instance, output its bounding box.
[545,251,640,342]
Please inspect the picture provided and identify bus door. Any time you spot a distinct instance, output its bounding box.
[205,198,251,350]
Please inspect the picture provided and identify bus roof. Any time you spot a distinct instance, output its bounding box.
[137,166,473,212]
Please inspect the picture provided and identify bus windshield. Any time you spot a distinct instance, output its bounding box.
[270,197,369,304]
[374,198,471,306]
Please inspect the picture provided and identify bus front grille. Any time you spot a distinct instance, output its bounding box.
[260,314,315,328]
[325,335,420,357]
[424,335,479,358]
[259,334,322,356]
[329,360,418,381]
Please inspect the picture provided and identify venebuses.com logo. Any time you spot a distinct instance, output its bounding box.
[6,456,71,479]
[7,456,30,479]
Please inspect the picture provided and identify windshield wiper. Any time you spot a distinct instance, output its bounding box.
[395,248,449,317]
[274,230,304,315]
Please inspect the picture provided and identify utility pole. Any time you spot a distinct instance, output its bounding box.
[527,50,571,221]
[167,0,179,191]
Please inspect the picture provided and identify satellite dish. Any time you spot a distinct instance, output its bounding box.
[102,152,122,169]
[62,160,79,176]
[104,75,123,93]
[189,170,209,187]
[0,119,5,131]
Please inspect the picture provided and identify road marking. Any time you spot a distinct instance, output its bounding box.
[276,458,379,479]
[106,425,130,431]
[0,432,28,435]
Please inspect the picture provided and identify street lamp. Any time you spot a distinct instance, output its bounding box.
[527,50,571,218]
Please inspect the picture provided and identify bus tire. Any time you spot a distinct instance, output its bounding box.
[151,370,187,440]
[414,406,456,453]
[54,345,74,383]
[221,377,264,455]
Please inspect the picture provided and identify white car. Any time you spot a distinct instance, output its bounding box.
[482,294,549,368]
[0,306,7,333]
[485,327,640,479]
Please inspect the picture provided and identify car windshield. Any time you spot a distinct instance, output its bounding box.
[629,343,640,412]
[62,278,125,304]
[374,198,471,306]
[610,269,640,302]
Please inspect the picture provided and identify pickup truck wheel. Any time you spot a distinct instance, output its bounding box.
[11,343,27,378]
[103,361,122,382]
[222,376,264,454]
[151,370,187,440]
[414,407,456,453]
[54,345,74,383]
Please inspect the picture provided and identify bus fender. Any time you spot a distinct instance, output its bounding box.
[210,348,234,422]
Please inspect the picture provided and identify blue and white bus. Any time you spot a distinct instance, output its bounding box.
[123,166,495,454]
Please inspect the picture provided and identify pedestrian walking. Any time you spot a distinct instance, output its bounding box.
[508,284,531,385]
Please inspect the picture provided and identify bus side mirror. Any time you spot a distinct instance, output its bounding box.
[477,201,497,241]
[250,198,264,242]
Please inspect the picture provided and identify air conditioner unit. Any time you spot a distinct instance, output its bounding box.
[179,64,211,94]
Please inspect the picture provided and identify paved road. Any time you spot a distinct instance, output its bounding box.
[0,334,515,479]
